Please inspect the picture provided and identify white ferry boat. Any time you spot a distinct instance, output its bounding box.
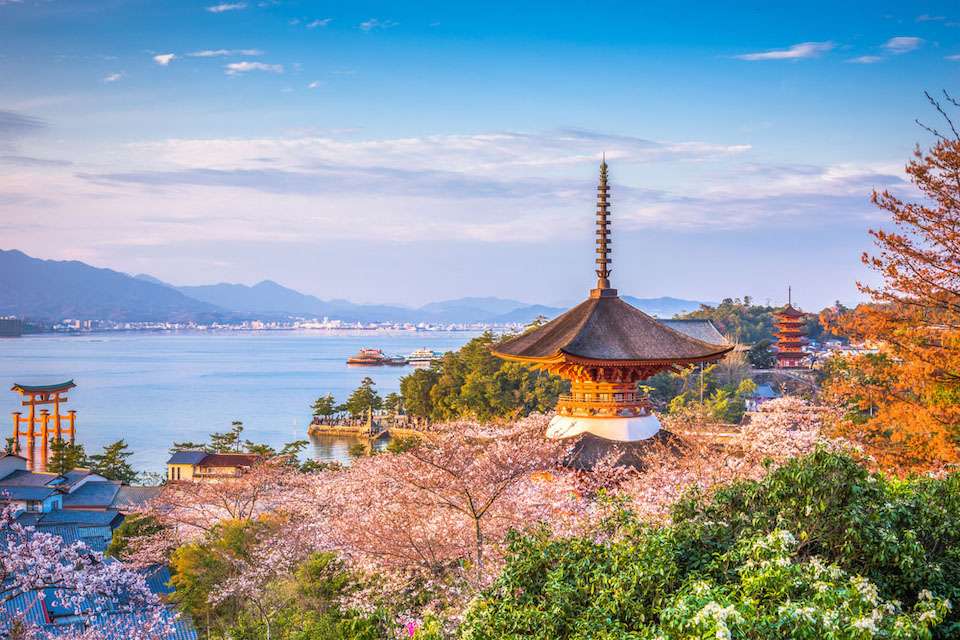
[406,348,442,366]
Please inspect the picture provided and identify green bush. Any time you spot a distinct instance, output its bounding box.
[461,450,960,639]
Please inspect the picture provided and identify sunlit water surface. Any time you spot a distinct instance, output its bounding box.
[0,330,480,473]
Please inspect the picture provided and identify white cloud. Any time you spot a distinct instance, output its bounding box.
[102,72,124,83]
[359,18,397,31]
[947,54,960,61]
[224,61,284,75]
[916,14,945,22]
[883,36,923,53]
[307,81,322,89]
[307,18,331,28]
[206,2,246,13]
[188,49,263,57]
[847,55,883,64]
[734,41,834,61]
[153,53,176,66]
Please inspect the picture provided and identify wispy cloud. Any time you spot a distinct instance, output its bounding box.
[224,61,284,75]
[0,155,71,167]
[206,2,246,13]
[307,81,322,89]
[359,18,398,32]
[153,53,176,66]
[883,36,923,53]
[0,110,44,138]
[847,55,883,64]
[103,72,124,82]
[306,18,331,28]
[916,14,945,22]
[188,49,263,57]
[947,54,960,61]
[734,41,834,61]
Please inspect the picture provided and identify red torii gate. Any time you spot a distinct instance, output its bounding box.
[10,380,77,472]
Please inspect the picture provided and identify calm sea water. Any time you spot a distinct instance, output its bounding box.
[0,331,480,474]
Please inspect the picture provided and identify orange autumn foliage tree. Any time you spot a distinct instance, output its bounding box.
[824,92,960,472]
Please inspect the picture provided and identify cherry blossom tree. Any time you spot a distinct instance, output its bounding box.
[617,397,850,522]
[123,458,310,566]
[0,505,169,640]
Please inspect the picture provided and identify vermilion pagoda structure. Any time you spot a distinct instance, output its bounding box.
[10,380,78,472]
[774,288,806,369]
[492,160,732,442]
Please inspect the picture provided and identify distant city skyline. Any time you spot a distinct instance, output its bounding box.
[1,0,957,310]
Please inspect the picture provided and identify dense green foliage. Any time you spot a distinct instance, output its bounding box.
[461,451,960,639]
[645,362,756,423]
[89,439,138,483]
[106,513,166,559]
[169,520,388,640]
[399,332,567,421]
[680,297,779,344]
[679,297,827,346]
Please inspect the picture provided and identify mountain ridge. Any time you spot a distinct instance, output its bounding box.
[1,249,711,324]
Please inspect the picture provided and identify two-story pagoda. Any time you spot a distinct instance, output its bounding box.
[492,159,732,443]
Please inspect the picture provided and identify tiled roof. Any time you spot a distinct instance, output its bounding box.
[111,485,161,511]
[62,469,100,488]
[34,509,123,528]
[166,451,209,465]
[34,524,113,552]
[0,485,57,500]
[62,481,121,508]
[493,295,733,363]
[198,453,259,467]
[660,319,729,346]
[0,469,62,487]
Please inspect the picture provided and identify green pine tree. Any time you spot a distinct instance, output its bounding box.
[89,439,138,484]
[343,377,382,418]
[210,421,244,453]
[311,394,338,418]
[48,438,88,475]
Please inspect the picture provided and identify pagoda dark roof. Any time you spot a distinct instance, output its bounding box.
[660,319,728,346]
[11,380,76,394]
[493,294,731,364]
[776,305,805,319]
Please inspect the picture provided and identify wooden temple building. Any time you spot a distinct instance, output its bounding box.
[492,159,732,448]
[10,380,78,472]
[774,288,807,369]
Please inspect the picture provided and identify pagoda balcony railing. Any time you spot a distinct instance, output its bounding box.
[556,394,652,419]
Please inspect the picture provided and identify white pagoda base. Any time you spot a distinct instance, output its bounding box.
[546,413,661,442]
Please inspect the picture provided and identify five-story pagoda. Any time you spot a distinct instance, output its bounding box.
[774,288,807,368]
[492,159,732,442]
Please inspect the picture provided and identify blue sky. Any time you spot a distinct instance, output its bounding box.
[1,0,958,310]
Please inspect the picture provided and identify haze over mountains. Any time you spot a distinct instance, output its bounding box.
[0,249,711,324]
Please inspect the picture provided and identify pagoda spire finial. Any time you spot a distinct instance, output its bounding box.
[788,285,792,306]
[592,155,617,297]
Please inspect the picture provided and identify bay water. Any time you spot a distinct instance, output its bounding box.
[0,330,480,474]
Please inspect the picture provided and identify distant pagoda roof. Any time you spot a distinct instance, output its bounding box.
[776,304,806,319]
[492,158,732,368]
[11,380,76,394]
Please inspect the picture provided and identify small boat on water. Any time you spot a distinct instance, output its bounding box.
[346,348,407,366]
[406,347,442,366]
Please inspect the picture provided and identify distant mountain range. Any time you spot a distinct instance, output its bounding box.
[0,249,711,324]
